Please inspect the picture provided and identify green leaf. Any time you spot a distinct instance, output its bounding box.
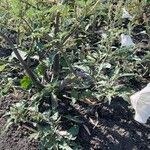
[59,142,73,150]
[9,0,21,16]
[20,75,32,89]
[1,79,13,95]
[46,5,62,14]
[74,64,90,73]
[36,63,46,77]
[0,64,6,72]
[51,112,59,121]
[68,125,79,137]
[26,8,36,18]
[64,115,83,123]
[76,0,86,7]
[71,89,78,104]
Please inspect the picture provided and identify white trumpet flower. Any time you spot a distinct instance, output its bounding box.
[130,83,150,123]
[121,34,135,47]
[122,8,133,20]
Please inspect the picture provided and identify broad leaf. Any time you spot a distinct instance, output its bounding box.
[0,64,6,72]
[20,75,32,89]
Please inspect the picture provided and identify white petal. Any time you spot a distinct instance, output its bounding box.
[134,111,148,123]
[130,91,140,110]
[121,34,135,47]
[122,8,133,20]
[130,83,150,123]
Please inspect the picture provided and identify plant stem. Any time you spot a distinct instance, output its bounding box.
[0,31,44,91]
[61,51,77,76]
[53,12,60,77]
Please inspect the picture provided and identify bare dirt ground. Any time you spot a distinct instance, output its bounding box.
[0,95,150,150]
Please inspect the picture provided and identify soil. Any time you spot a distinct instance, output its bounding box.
[0,94,150,150]
[0,95,39,150]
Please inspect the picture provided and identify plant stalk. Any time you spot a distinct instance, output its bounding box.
[0,31,44,91]
[53,11,61,77]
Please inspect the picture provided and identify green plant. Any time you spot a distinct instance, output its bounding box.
[0,0,149,149]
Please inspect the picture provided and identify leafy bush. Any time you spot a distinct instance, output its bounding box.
[0,0,149,149]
